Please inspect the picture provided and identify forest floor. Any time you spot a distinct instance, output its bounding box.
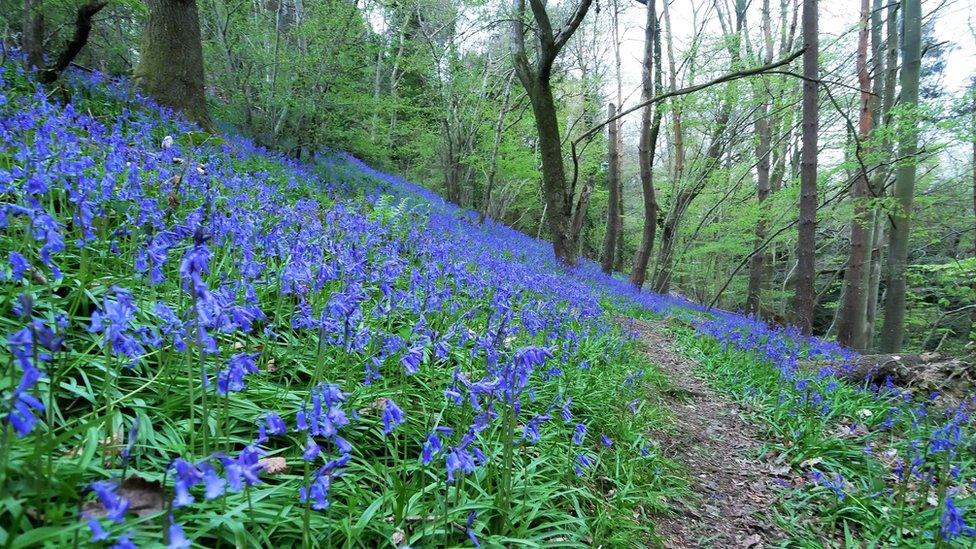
[629,318,786,548]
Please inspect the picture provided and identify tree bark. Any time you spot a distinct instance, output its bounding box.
[37,2,107,85]
[481,72,515,223]
[837,0,874,349]
[600,102,622,273]
[630,0,660,289]
[793,0,818,335]
[135,0,213,131]
[880,0,922,352]
[865,0,900,347]
[22,0,45,70]
[510,0,594,266]
[746,0,775,315]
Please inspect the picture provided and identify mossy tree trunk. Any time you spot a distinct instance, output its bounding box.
[135,0,213,131]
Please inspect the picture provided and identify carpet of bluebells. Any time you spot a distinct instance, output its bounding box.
[0,58,687,547]
[0,54,973,548]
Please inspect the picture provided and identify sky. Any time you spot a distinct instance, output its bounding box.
[612,0,976,108]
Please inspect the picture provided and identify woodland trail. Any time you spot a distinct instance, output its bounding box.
[626,318,786,548]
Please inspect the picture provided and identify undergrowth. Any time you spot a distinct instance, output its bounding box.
[659,314,975,548]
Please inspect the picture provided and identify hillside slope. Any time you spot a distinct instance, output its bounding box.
[1,61,973,547]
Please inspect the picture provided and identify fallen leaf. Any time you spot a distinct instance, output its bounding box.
[83,476,164,518]
[260,457,288,474]
[799,457,823,469]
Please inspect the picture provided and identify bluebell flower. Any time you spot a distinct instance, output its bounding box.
[940,495,974,540]
[167,515,191,549]
[87,517,109,542]
[7,251,28,281]
[600,434,613,448]
[216,353,259,395]
[381,398,404,435]
[89,480,129,523]
[110,535,137,549]
[575,453,593,477]
[572,423,586,445]
[561,398,572,423]
[466,511,480,547]
[401,346,424,375]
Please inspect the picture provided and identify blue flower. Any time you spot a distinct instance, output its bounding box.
[941,495,975,540]
[401,346,424,375]
[572,423,586,445]
[89,480,129,523]
[87,517,109,542]
[381,398,404,435]
[216,353,259,395]
[167,515,191,549]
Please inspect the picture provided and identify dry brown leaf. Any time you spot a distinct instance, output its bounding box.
[260,457,289,474]
[83,476,164,519]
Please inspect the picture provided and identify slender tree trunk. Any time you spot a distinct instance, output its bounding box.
[612,0,626,273]
[865,0,900,347]
[630,0,660,289]
[793,0,818,335]
[880,0,921,353]
[601,103,622,273]
[135,0,213,130]
[481,72,515,223]
[837,0,875,349]
[746,0,775,315]
[22,0,45,69]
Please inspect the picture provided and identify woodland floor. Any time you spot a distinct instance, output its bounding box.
[629,318,786,548]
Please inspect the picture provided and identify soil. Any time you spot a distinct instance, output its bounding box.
[626,317,786,548]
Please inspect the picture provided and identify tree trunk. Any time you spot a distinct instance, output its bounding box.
[630,0,660,289]
[135,0,213,131]
[793,0,818,335]
[837,0,874,350]
[600,102,622,273]
[22,0,45,70]
[746,0,775,315]
[530,79,577,264]
[880,0,922,353]
[510,0,593,266]
[481,72,515,223]
[865,0,900,348]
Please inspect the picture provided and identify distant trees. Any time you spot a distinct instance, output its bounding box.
[135,0,212,130]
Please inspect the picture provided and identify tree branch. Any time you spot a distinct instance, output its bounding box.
[38,1,107,85]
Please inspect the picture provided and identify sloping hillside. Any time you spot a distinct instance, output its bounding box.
[1,60,973,547]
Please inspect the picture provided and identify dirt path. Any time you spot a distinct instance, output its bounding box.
[626,317,785,548]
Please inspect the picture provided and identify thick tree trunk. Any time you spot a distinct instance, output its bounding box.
[530,80,577,265]
[630,0,660,289]
[600,103,622,273]
[880,0,921,353]
[837,0,874,350]
[510,0,593,266]
[793,0,818,335]
[22,0,45,70]
[135,0,213,131]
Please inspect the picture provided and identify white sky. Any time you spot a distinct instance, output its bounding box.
[612,0,976,108]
